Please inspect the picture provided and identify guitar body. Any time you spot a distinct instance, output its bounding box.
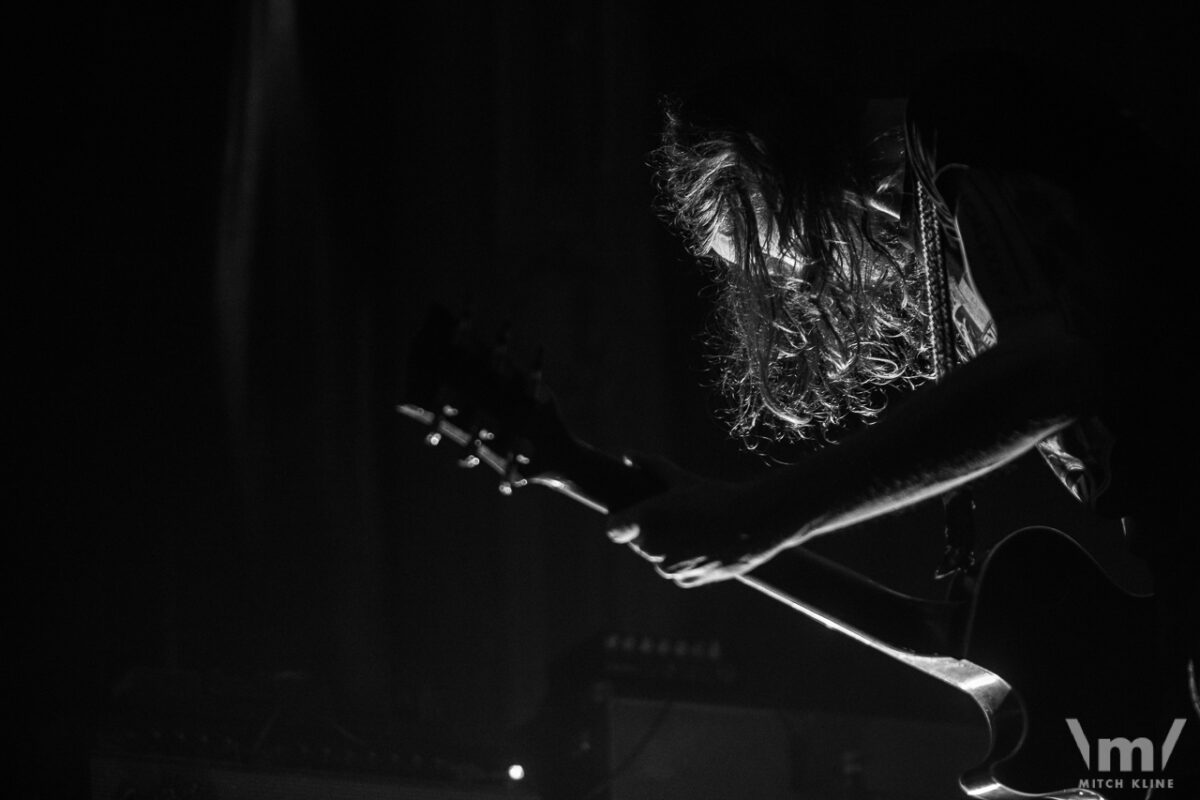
[958,527,1195,799]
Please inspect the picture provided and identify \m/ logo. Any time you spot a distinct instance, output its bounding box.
[1066,718,1187,772]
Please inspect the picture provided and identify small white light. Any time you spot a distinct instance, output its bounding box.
[507,763,525,781]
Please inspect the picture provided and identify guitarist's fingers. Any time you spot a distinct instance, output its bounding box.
[606,521,640,545]
[630,541,664,564]
[675,571,717,588]
[607,520,667,564]
[655,556,704,580]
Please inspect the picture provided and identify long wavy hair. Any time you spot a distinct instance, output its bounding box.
[654,70,932,446]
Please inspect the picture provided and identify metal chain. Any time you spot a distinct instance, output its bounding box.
[916,180,955,381]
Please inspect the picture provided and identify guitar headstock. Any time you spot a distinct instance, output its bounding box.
[398,305,570,495]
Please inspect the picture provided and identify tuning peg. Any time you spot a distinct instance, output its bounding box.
[496,452,528,496]
[425,401,460,447]
[497,478,528,496]
[469,428,494,462]
[424,406,446,446]
[502,454,518,492]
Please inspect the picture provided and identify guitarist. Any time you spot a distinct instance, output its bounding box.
[606,52,1197,766]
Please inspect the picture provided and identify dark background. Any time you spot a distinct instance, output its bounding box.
[25,2,1196,797]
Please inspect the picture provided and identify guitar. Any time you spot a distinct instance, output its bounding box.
[399,306,1195,800]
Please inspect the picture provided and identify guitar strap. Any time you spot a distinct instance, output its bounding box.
[917,179,978,582]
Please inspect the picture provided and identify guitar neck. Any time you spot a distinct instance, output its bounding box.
[404,400,966,658]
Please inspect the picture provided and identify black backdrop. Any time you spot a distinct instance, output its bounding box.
[25,2,1196,797]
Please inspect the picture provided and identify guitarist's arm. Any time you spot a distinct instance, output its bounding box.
[608,318,1104,587]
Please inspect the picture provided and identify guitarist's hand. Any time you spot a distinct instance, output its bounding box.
[606,454,783,587]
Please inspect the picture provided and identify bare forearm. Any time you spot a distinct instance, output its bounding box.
[606,322,1105,587]
[754,326,1102,547]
